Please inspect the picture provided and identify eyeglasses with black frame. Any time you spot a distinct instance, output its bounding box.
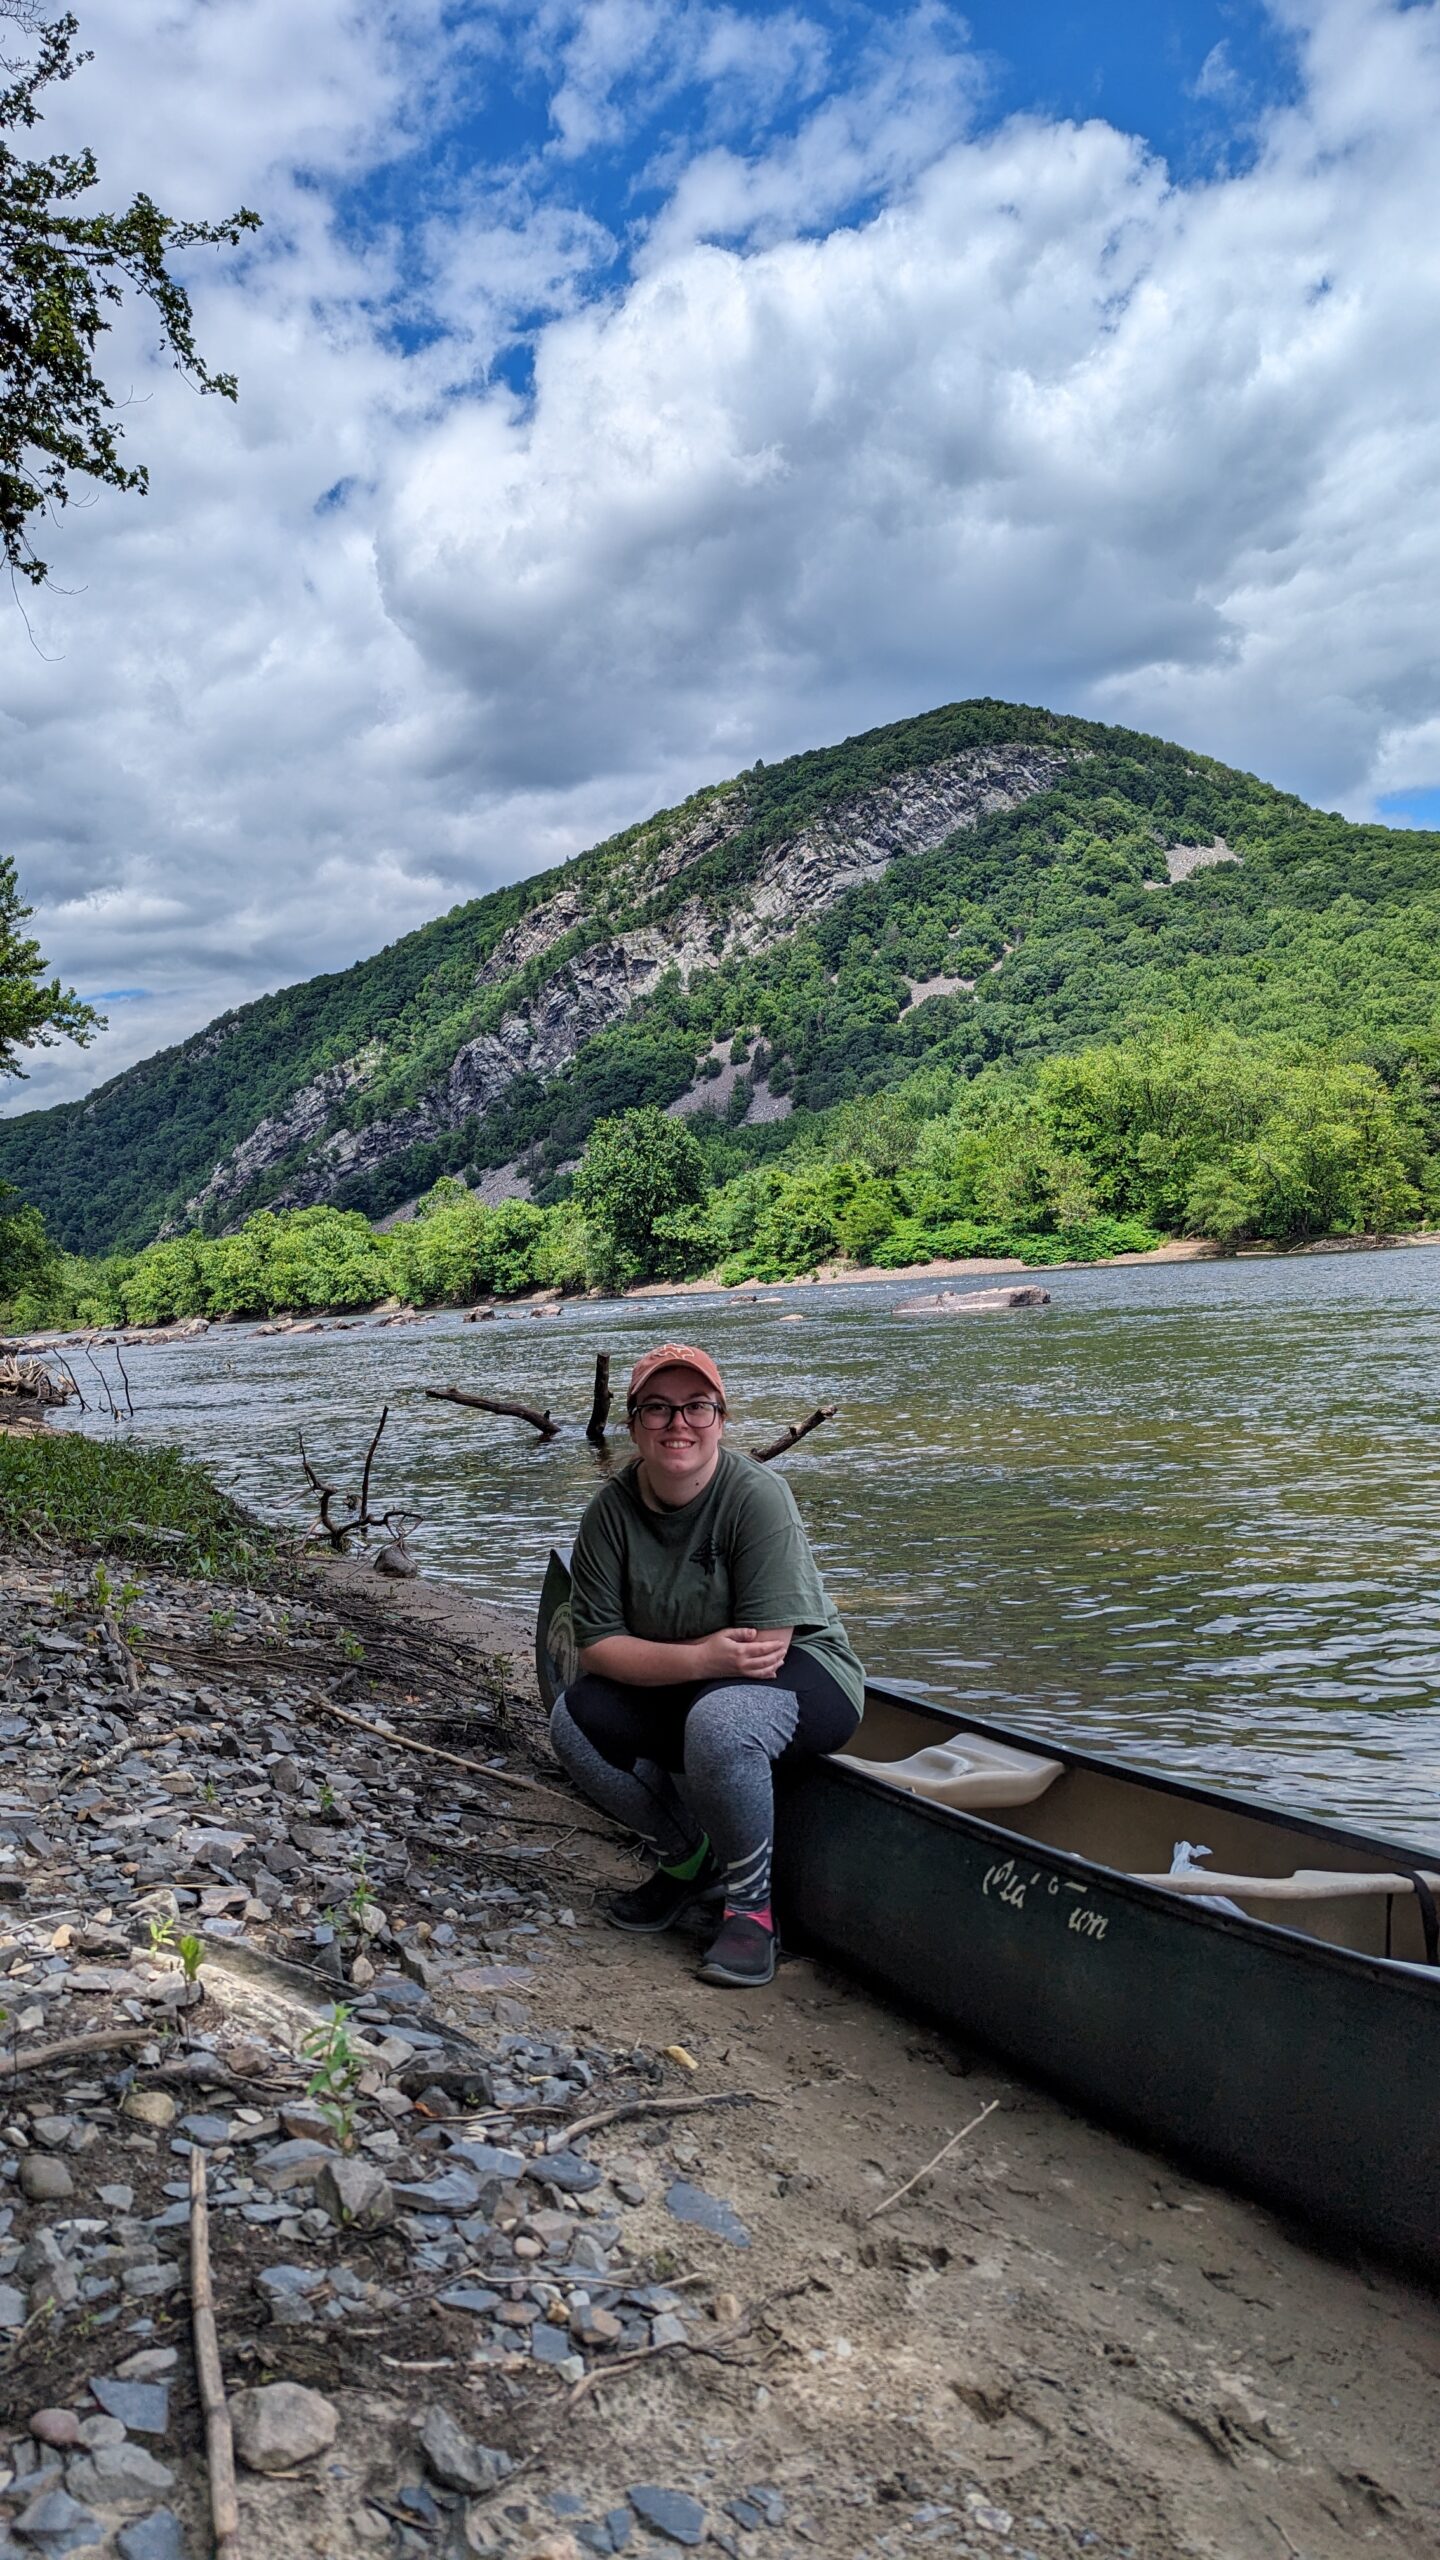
[631,1395,725,1430]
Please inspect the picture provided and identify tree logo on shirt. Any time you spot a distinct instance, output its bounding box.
[691,1537,719,1577]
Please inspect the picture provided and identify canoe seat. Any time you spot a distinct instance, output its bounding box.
[841,1732,1064,1811]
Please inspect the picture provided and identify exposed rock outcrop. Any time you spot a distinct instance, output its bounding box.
[186,744,1068,1224]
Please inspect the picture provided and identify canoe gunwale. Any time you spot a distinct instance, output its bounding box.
[855,1676,1440,1899]
[814,1726,1440,2000]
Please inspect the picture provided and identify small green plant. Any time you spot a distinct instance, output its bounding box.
[488,1651,515,1729]
[146,1913,176,1958]
[301,2004,363,2150]
[346,1857,375,1924]
[201,1777,218,1804]
[91,1562,143,1643]
[177,1935,204,1986]
[208,1604,237,1636]
[336,1630,364,1666]
[318,1777,336,1816]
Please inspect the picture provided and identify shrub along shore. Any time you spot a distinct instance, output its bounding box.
[4,1021,1438,1332]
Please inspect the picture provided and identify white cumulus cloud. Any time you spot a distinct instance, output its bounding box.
[4,0,1440,1115]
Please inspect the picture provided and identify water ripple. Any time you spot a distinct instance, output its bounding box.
[57,1239,1440,1849]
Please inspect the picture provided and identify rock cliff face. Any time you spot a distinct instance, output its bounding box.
[183,741,1068,1223]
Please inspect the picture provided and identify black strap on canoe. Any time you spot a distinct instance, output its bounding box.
[1400,1869,1439,1966]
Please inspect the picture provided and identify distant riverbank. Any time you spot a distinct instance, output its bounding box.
[12,1225,1440,1349]
[630,1224,1440,1300]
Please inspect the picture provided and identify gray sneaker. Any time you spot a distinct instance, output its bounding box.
[697,1910,778,1986]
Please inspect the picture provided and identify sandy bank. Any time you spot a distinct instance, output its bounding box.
[1,1524,1435,2559]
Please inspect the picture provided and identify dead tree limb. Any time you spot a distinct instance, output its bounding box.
[190,2145,240,2548]
[585,1353,612,1443]
[0,1355,75,1407]
[2,2026,154,2073]
[298,1430,358,1548]
[81,1342,122,1422]
[750,1406,836,1462]
[299,1409,408,1549]
[423,1384,559,1436]
[358,1404,389,1524]
[546,2088,781,2152]
[311,1693,615,1826]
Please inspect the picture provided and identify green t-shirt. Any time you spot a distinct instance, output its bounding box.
[570,1445,865,1713]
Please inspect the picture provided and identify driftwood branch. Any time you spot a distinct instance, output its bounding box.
[0,1355,75,1408]
[311,1693,615,1826]
[358,1404,388,1526]
[299,1409,404,1549]
[585,1353,612,1443]
[1,2026,154,2073]
[190,2145,240,2548]
[424,1385,559,1437]
[750,1406,836,1463]
[862,2099,999,2221]
[546,2087,781,2152]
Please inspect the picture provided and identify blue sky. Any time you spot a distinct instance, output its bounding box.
[339,4,1304,380]
[4,0,1440,1110]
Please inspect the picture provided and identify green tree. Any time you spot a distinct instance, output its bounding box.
[0,1190,53,1305]
[572,1105,708,1288]
[1,845,99,1299]
[1,849,97,1077]
[0,11,259,582]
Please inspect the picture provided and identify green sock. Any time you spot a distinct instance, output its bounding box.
[661,1836,710,1881]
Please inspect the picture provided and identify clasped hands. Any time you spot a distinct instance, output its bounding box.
[695,1625,790,1680]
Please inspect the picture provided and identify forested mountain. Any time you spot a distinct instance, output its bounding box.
[5,697,1440,1258]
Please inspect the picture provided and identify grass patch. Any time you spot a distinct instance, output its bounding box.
[0,1432,281,1582]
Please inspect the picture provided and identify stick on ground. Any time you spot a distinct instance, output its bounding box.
[1,2027,154,2074]
[190,2144,240,2548]
[862,2098,1000,2221]
[546,2086,782,2151]
[311,1693,616,1829]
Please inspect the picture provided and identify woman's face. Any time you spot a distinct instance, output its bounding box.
[629,1361,725,1504]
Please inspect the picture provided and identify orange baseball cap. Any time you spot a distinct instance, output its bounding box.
[627,1343,726,1409]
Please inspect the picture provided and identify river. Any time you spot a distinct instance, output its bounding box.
[53,1242,1440,1849]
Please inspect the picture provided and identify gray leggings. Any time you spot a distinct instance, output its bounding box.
[549,1653,858,1913]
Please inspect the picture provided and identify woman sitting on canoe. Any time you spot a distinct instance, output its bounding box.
[548,1343,865,1987]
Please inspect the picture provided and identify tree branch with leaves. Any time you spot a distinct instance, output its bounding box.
[0,9,260,583]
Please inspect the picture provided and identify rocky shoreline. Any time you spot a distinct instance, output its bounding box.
[0,1541,1436,2560]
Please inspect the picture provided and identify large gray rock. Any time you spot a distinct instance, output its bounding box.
[893,1284,1051,1316]
[116,2513,191,2560]
[231,2382,338,2474]
[417,2405,511,2495]
[10,2484,103,2551]
[18,2153,74,2203]
[65,2442,176,2508]
[315,2157,394,2228]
